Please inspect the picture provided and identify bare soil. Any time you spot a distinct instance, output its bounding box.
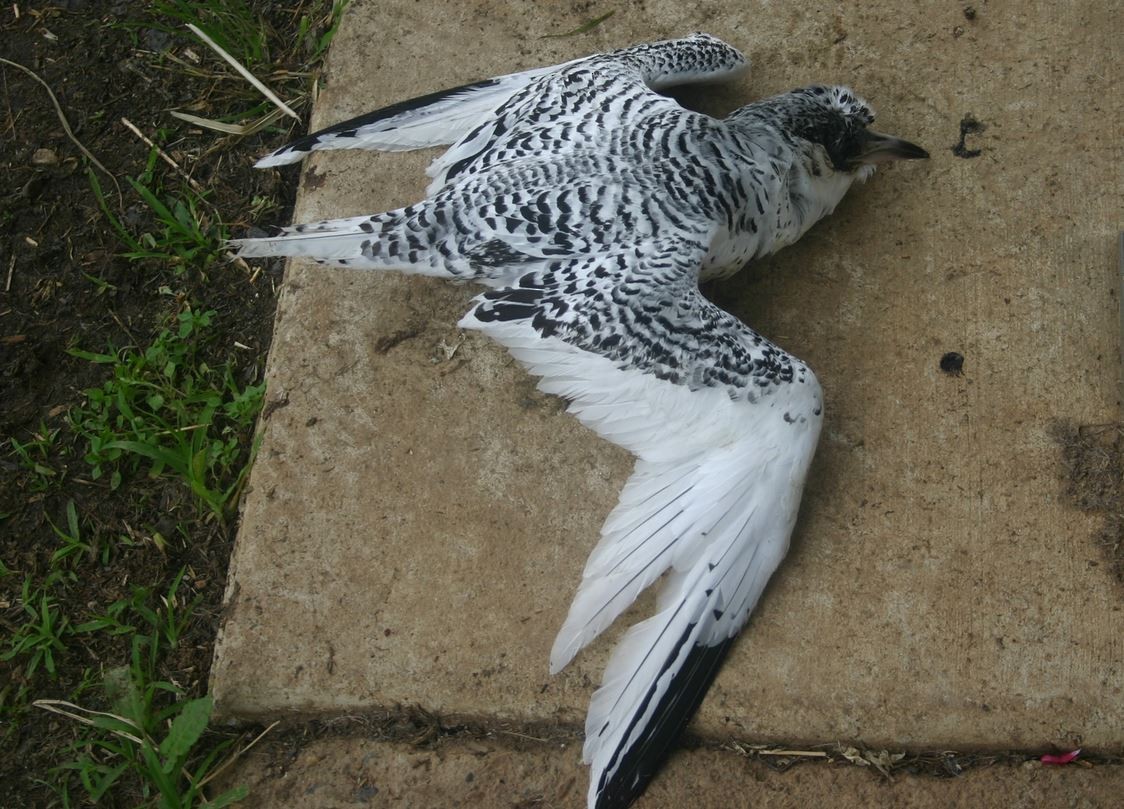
[0,2,312,804]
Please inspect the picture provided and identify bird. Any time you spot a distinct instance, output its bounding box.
[231,33,928,809]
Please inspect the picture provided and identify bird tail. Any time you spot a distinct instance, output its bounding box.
[226,204,452,277]
[254,62,576,168]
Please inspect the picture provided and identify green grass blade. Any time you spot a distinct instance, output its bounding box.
[205,784,250,808]
[87,169,144,252]
[158,695,212,771]
[102,440,189,476]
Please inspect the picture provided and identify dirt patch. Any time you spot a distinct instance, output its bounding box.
[215,707,1122,802]
[1050,421,1124,587]
[0,2,324,804]
[215,729,1124,809]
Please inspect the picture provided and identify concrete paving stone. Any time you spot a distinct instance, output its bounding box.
[217,734,1124,809]
[211,0,1124,753]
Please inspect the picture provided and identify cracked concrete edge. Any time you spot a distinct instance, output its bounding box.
[1119,232,1124,412]
[208,702,1124,764]
[214,731,1124,809]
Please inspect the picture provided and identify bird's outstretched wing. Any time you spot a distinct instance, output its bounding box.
[254,33,748,179]
[426,33,747,192]
[253,65,569,167]
[461,238,822,809]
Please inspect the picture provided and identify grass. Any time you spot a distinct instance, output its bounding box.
[36,572,247,808]
[3,371,259,801]
[2,572,74,680]
[45,693,247,809]
[143,0,349,70]
[88,159,228,273]
[8,421,61,493]
[46,500,92,567]
[147,0,270,68]
[297,0,351,66]
[2,1,350,805]
[68,304,265,521]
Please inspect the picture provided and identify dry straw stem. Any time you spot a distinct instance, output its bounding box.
[186,23,299,121]
[195,720,280,788]
[120,116,206,193]
[35,699,280,791]
[33,699,146,746]
[169,106,289,137]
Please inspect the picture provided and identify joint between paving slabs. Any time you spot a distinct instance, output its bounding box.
[216,707,1124,778]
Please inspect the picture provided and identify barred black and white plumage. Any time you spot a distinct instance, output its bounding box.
[231,33,927,809]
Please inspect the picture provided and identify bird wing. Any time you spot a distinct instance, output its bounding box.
[428,33,747,191]
[253,65,571,167]
[254,33,748,175]
[460,237,822,809]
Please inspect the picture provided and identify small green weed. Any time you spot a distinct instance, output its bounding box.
[2,572,74,679]
[296,0,350,65]
[44,691,247,809]
[147,0,269,67]
[128,175,226,268]
[140,0,349,71]
[69,304,264,520]
[42,571,246,807]
[76,569,199,654]
[89,165,227,273]
[47,500,94,567]
[138,1,351,144]
[8,420,61,492]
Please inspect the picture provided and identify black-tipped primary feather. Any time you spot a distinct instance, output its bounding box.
[595,633,737,808]
[252,57,585,168]
[257,79,499,166]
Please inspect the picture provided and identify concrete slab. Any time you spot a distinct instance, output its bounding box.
[216,733,1124,809]
[211,0,1124,752]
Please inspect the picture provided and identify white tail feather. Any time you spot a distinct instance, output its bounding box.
[255,62,576,168]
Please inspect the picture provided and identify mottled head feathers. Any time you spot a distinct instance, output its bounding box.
[782,85,876,171]
[765,85,927,173]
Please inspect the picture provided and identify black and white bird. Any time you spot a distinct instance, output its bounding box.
[233,33,927,809]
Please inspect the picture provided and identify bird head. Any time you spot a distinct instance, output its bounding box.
[780,85,929,178]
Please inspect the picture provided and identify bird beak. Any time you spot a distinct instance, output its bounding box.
[857,130,930,164]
